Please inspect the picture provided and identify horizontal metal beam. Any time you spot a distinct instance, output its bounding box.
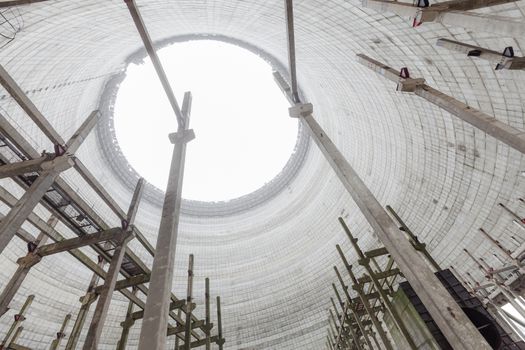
[35,228,126,257]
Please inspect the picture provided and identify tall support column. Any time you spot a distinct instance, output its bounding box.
[357,54,525,155]
[335,265,392,350]
[0,294,33,348]
[216,296,223,350]
[138,92,194,350]
[183,254,194,350]
[116,288,138,350]
[0,216,58,316]
[337,235,417,349]
[0,110,100,255]
[204,278,211,350]
[82,178,143,350]
[50,314,71,350]
[275,56,490,349]
[347,303,374,349]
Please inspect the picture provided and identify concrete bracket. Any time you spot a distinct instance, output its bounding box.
[397,78,425,92]
[16,253,42,269]
[168,129,195,144]
[120,318,135,328]
[289,103,313,118]
[79,292,98,305]
[40,155,74,173]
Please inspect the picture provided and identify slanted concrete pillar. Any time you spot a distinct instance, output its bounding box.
[0,294,33,348]
[0,216,57,316]
[204,278,211,350]
[216,296,224,350]
[274,70,491,350]
[357,54,525,155]
[0,110,99,255]
[138,92,194,350]
[49,314,71,350]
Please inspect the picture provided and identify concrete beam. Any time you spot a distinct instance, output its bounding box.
[138,92,194,350]
[0,154,55,179]
[96,274,150,294]
[437,11,525,38]
[358,54,525,155]
[123,0,185,129]
[284,0,300,103]
[0,0,50,7]
[436,38,525,70]
[65,110,100,154]
[35,227,125,257]
[167,320,205,336]
[361,0,522,36]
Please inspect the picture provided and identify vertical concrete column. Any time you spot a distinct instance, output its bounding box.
[0,216,58,316]
[0,110,99,256]
[138,92,194,350]
[82,233,134,350]
[0,294,33,348]
[276,82,492,349]
[204,277,211,350]
[183,254,194,350]
[216,296,223,350]
[174,308,182,350]
[49,313,71,350]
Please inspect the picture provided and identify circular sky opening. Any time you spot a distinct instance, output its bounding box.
[114,40,299,202]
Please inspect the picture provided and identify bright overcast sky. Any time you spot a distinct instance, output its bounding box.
[114,40,298,202]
